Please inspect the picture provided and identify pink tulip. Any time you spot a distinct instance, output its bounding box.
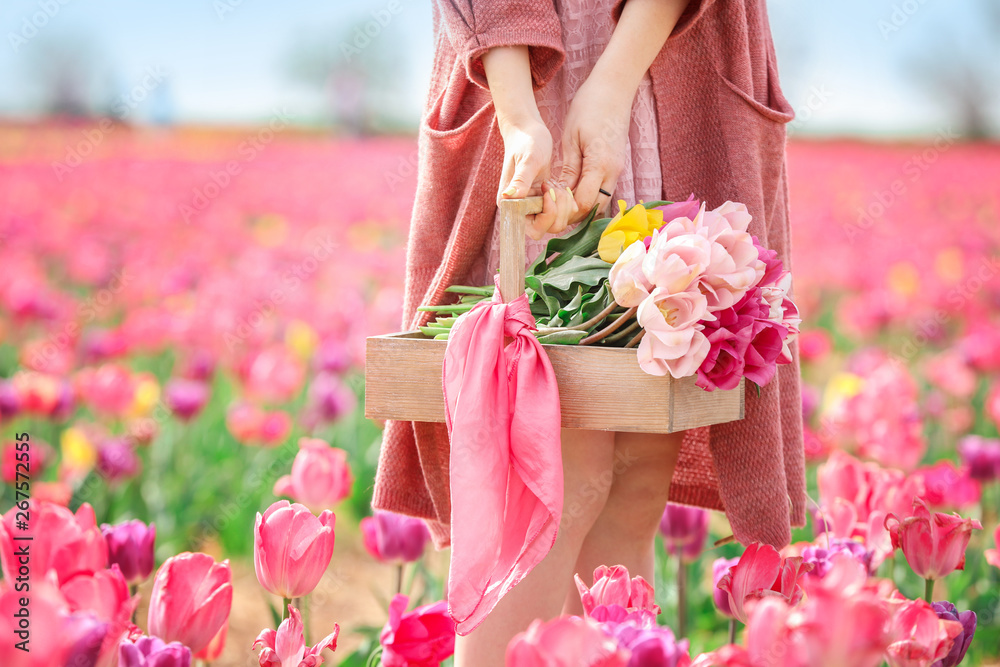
[659,503,709,563]
[986,524,1000,570]
[253,605,339,667]
[654,195,701,225]
[0,500,107,585]
[380,594,455,667]
[148,552,233,655]
[575,564,660,619]
[254,501,336,599]
[506,615,628,667]
[884,598,963,667]
[1,438,53,483]
[923,351,977,398]
[240,345,306,404]
[715,543,813,624]
[609,239,653,307]
[196,622,228,662]
[164,377,210,421]
[884,498,982,580]
[986,380,1000,431]
[711,557,740,618]
[0,581,109,667]
[636,287,712,378]
[74,363,137,417]
[690,645,752,667]
[911,462,980,509]
[361,511,431,563]
[273,438,353,511]
[642,232,713,294]
[61,565,140,665]
[797,329,832,362]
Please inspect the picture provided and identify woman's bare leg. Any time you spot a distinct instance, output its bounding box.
[563,431,684,615]
[453,428,616,667]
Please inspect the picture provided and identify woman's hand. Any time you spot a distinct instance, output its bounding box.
[483,46,578,240]
[497,113,579,240]
[558,76,634,222]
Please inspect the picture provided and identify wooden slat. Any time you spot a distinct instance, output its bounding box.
[497,196,543,302]
[365,331,743,433]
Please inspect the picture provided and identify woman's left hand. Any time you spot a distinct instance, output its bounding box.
[557,74,634,222]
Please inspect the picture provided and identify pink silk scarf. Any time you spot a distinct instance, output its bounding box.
[442,274,563,635]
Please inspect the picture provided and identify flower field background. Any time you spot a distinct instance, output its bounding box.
[0,122,998,666]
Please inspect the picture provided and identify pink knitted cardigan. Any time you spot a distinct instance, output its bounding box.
[373,0,807,549]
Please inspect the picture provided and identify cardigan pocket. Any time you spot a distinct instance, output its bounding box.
[422,58,496,141]
[713,39,795,125]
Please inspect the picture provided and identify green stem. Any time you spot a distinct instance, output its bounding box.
[677,559,688,638]
[728,618,736,645]
[580,306,637,345]
[568,301,621,332]
[445,285,495,296]
[302,593,310,645]
[924,578,934,603]
[282,597,292,621]
[604,319,641,343]
[416,304,474,314]
[625,329,645,348]
[396,563,405,596]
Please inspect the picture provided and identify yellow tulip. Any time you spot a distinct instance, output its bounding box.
[130,373,161,417]
[598,201,666,263]
[60,426,97,472]
[285,319,319,361]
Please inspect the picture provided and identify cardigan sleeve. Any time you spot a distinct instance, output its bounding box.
[435,0,566,90]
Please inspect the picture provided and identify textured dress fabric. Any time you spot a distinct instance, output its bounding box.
[373,0,808,551]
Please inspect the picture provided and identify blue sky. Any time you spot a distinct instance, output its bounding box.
[0,0,996,138]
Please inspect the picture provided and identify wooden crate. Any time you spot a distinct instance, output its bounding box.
[365,197,744,433]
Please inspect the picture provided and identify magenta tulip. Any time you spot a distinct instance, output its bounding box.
[711,557,740,618]
[273,438,353,511]
[165,377,210,421]
[506,615,628,667]
[101,520,156,585]
[254,501,336,599]
[957,435,1000,482]
[61,564,140,666]
[254,604,339,666]
[575,564,660,618]
[884,498,982,580]
[659,503,709,562]
[380,594,456,667]
[360,511,431,563]
[148,552,233,655]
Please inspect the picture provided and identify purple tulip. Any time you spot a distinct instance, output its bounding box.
[0,379,21,421]
[180,349,216,381]
[96,438,141,483]
[102,520,156,585]
[606,621,690,667]
[659,503,709,562]
[65,613,110,667]
[306,371,357,423]
[164,378,210,421]
[931,602,976,667]
[957,435,1000,482]
[51,380,76,421]
[361,511,431,563]
[801,539,873,577]
[119,636,192,667]
[711,557,739,618]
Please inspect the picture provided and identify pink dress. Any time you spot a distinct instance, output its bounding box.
[479,0,663,281]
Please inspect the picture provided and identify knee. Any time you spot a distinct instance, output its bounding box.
[560,469,613,539]
[605,467,672,544]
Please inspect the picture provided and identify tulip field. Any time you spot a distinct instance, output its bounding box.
[0,122,998,666]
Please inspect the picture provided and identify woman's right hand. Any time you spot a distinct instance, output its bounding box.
[483,45,577,241]
[497,113,578,240]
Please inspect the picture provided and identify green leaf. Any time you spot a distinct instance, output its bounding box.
[419,325,450,337]
[525,275,560,317]
[434,332,450,340]
[641,200,673,209]
[527,207,612,276]
[556,286,585,327]
[538,257,610,293]
[536,329,588,344]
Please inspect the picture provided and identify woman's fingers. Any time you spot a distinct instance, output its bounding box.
[528,182,578,240]
[559,133,583,192]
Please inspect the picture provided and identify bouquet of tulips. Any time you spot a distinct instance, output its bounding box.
[420,196,801,391]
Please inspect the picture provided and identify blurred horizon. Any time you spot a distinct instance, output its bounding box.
[1,0,998,140]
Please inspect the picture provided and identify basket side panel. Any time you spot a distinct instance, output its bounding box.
[669,376,745,430]
[365,334,446,422]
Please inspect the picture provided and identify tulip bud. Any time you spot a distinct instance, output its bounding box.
[164,378,210,421]
[884,498,982,580]
[148,552,233,655]
[711,557,739,618]
[273,438,353,511]
[119,636,193,667]
[659,503,709,563]
[360,511,430,564]
[254,501,336,599]
[381,595,456,666]
[930,602,976,667]
[102,520,156,585]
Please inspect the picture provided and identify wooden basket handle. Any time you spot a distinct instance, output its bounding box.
[498,196,544,303]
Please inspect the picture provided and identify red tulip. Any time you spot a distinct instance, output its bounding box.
[884,598,963,667]
[253,604,339,666]
[884,498,982,580]
[715,543,813,624]
[380,594,456,667]
[505,615,628,667]
[148,552,233,655]
[986,524,999,570]
[254,501,336,599]
[361,511,431,563]
[0,500,107,586]
[575,564,660,618]
[273,438,353,511]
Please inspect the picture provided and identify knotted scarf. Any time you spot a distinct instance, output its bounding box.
[442,274,563,635]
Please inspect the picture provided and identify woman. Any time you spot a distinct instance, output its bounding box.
[374,0,806,663]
